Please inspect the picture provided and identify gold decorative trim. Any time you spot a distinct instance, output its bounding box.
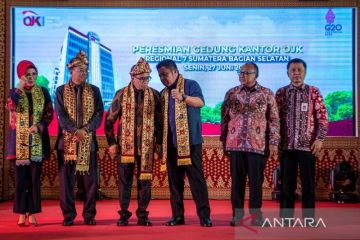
[0,0,4,200]
[4,0,359,8]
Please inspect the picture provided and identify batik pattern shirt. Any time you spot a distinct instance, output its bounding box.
[220,83,280,155]
[275,84,328,151]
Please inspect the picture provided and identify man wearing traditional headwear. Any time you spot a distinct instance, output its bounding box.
[156,59,212,227]
[55,50,104,226]
[105,57,162,226]
[6,60,53,226]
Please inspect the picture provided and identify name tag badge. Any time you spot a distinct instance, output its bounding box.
[301,103,308,112]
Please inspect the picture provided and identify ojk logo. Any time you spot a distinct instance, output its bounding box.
[22,10,45,27]
[325,9,342,36]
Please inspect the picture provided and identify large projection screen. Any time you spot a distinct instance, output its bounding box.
[11,7,357,136]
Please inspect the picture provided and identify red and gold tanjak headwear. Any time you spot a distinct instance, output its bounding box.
[130,57,151,76]
[67,50,89,69]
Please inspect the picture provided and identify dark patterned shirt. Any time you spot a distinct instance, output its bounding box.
[54,82,104,151]
[220,83,280,155]
[104,86,162,156]
[275,84,328,151]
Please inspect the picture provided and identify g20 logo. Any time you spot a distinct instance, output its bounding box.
[22,10,45,27]
[324,24,342,36]
[324,9,342,36]
[325,24,342,32]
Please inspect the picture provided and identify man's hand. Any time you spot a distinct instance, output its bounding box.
[311,139,323,157]
[108,144,119,159]
[72,128,87,143]
[171,89,183,101]
[269,145,278,159]
[222,143,230,157]
[28,125,39,135]
[154,144,162,160]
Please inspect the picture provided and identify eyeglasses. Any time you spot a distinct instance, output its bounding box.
[134,76,152,82]
[73,68,89,74]
[239,71,256,76]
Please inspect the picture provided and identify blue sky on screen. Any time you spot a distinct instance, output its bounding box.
[12,8,354,107]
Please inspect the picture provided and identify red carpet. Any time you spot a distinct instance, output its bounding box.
[0,200,359,240]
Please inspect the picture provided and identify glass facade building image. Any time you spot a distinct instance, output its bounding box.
[51,26,115,109]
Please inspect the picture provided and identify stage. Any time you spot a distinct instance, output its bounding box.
[1,200,359,240]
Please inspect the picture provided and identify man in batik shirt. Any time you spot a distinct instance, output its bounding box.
[221,62,280,226]
[55,50,104,226]
[275,58,328,220]
[105,57,162,226]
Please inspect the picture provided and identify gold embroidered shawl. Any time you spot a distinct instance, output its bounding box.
[63,83,94,173]
[16,85,44,165]
[161,75,191,171]
[121,83,155,180]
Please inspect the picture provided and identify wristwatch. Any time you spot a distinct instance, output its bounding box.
[182,94,188,102]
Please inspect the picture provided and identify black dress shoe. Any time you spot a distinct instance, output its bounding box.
[85,218,96,225]
[62,219,74,226]
[117,210,132,226]
[251,218,269,227]
[200,218,212,227]
[230,217,241,226]
[137,217,153,226]
[117,217,129,226]
[166,217,185,226]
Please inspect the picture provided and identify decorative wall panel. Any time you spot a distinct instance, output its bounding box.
[6,138,357,201]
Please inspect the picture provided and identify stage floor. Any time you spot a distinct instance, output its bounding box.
[0,200,359,240]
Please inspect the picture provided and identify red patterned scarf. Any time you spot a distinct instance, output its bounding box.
[121,83,155,180]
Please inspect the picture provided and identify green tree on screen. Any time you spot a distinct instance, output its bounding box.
[334,103,353,121]
[36,75,50,91]
[324,91,353,121]
[201,102,222,123]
